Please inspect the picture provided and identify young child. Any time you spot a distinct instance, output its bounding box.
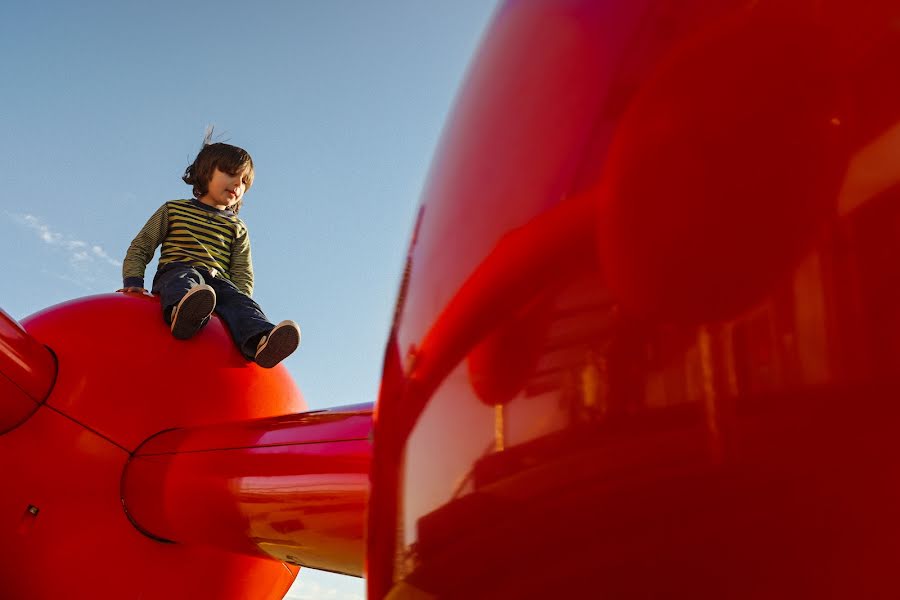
[120,138,300,368]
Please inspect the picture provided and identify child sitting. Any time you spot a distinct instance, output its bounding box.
[120,137,300,368]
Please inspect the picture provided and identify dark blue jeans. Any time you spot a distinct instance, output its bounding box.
[152,263,274,359]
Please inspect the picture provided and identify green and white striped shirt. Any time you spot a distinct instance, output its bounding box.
[123,199,254,295]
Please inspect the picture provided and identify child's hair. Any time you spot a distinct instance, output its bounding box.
[182,136,255,214]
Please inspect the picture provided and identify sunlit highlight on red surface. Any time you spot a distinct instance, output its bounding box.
[369,1,900,597]
[123,404,372,576]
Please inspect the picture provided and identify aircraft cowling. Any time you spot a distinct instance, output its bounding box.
[0,293,306,599]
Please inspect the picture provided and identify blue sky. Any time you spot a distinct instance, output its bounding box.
[0,1,498,597]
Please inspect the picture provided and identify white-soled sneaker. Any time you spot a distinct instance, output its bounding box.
[170,284,216,340]
[254,320,301,368]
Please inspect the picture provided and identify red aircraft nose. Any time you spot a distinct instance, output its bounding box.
[0,293,307,599]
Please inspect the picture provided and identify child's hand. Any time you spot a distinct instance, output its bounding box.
[117,287,153,296]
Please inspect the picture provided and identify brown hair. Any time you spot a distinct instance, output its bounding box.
[182,141,255,214]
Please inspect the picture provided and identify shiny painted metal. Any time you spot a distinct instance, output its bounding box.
[0,294,305,599]
[0,307,56,432]
[26,293,303,449]
[123,403,372,576]
[369,0,900,598]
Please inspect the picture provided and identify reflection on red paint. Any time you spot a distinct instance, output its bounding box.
[0,308,55,432]
[0,295,309,599]
[369,0,900,598]
[123,404,372,576]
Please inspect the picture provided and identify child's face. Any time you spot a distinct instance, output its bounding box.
[201,167,250,209]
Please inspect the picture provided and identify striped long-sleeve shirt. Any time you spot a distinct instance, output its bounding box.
[122,199,254,295]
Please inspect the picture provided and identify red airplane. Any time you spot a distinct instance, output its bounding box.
[4,0,900,597]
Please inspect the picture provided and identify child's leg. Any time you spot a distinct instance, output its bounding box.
[152,265,206,320]
[206,277,276,359]
[151,265,215,338]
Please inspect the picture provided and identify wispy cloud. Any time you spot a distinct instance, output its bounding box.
[8,212,121,288]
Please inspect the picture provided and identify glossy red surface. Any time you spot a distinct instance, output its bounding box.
[24,293,304,449]
[0,308,55,432]
[0,380,299,599]
[123,403,372,576]
[369,1,900,598]
[0,294,307,599]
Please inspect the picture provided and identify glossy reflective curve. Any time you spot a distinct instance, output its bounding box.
[0,308,55,432]
[123,403,372,576]
[369,1,900,597]
[0,294,305,599]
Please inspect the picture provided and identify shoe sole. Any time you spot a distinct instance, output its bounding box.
[171,288,216,340]
[256,322,300,368]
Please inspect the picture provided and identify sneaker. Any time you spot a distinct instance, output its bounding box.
[170,284,216,340]
[254,320,301,368]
